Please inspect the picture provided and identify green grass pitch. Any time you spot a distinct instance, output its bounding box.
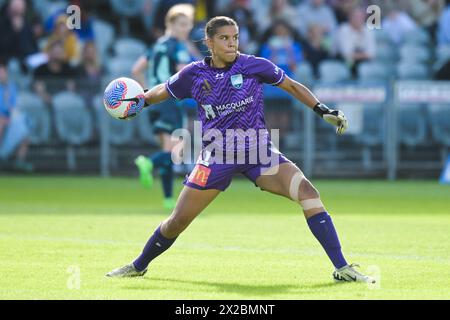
[0,176,449,299]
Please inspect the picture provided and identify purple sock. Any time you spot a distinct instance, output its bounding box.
[307,212,348,269]
[133,226,177,271]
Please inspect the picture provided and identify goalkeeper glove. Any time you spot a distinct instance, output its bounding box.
[313,102,348,135]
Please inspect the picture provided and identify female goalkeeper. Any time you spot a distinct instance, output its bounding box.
[107,16,375,284]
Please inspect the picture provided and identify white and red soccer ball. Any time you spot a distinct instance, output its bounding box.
[103,77,145,120]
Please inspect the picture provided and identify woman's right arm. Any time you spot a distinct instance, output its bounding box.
[143,83,170,107]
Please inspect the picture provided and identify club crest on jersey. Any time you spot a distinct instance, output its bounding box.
[231,74,243,89]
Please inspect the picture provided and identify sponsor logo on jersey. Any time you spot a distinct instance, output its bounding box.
[202,79,212,96]
[230,74,243,89]
[201,96,254,119]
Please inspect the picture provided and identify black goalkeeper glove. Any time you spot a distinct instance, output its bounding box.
[313,102,349,135]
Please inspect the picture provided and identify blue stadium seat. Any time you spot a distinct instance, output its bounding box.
[357,104,384,147]
[397,104,427,147]
[397,63,430,80]
[53,92,93,145]
[433,46,450,71]
[294,61,315,85]
[400,45,432,64]
[427,104,450,147]
[375,43,398,63]
[403,29,431,46]
[110,0,145,17]
[105,57,135,79]
[16,92,51,145]
[92,19,116,60]
[93,94,135,146]
[318,60,351,83]
[114,38,147,60]
[356,104,385,169]
[373,29,392,45]
[357,61,391,81]
[7,58,32,90]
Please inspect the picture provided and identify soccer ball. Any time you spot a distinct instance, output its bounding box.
[103,77,145,120]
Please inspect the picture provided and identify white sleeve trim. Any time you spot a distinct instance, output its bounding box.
[270,72,285,86]
[165,82,180,100]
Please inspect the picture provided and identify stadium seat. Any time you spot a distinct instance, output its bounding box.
[93,19,116,60]
[397,63,430,80]
[93,94,135,146]
[105,57,135,79]
[113,38,147,60]
[427,104,450,147]
[294,62,315,85]
[375,43,398,63]
[7,58,32,90]
[16,92,51,145]
[318,60,351,83]
[403,29,431,46]
[110,0,145,17]
[357,62,391,81]
[433,46,450,71]
[52,92,93,146]
[357,104,384,147]
[373,29,392,45]
[356,104,385,169]
[397,104,427,147]
[399,45,432,64]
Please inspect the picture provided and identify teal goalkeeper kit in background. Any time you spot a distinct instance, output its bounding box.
[146,36,191,134]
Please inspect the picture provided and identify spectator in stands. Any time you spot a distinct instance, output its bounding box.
[258,0,297,32]
[260,20,303,77]
[45,14,81,65]
[222,0,259,54]
[437,0,450,48]
[335,7,376,77]
[76,41,103,106]
[73,1,96,43]
[302,24,332,78]
[0,59,32,172]
[295,0,338,40]
[330,0,363,24]
[407,0,444,39]
[33,40,77,104]
[382,3,418,45]
[0,0,38,69]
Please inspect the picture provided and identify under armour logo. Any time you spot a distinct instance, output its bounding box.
[215,73,224,80]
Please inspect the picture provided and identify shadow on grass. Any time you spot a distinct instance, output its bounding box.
[120,276,339,297]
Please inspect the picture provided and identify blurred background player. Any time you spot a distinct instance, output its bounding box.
[131,4,195,210]
[0,58,32,172]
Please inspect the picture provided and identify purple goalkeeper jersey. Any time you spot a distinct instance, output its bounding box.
[165,54,285,152]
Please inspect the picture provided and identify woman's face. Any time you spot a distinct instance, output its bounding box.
[170,15,193,41]
[207,25,239,64]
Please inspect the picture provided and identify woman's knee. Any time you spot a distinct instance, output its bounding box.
[299,179,320,200]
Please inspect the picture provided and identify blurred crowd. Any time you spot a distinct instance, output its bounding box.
[1,0,450,172]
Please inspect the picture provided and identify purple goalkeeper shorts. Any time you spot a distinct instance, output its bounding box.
[183,142,292,191]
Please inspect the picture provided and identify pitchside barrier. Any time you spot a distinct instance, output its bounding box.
[23,76,447,178]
